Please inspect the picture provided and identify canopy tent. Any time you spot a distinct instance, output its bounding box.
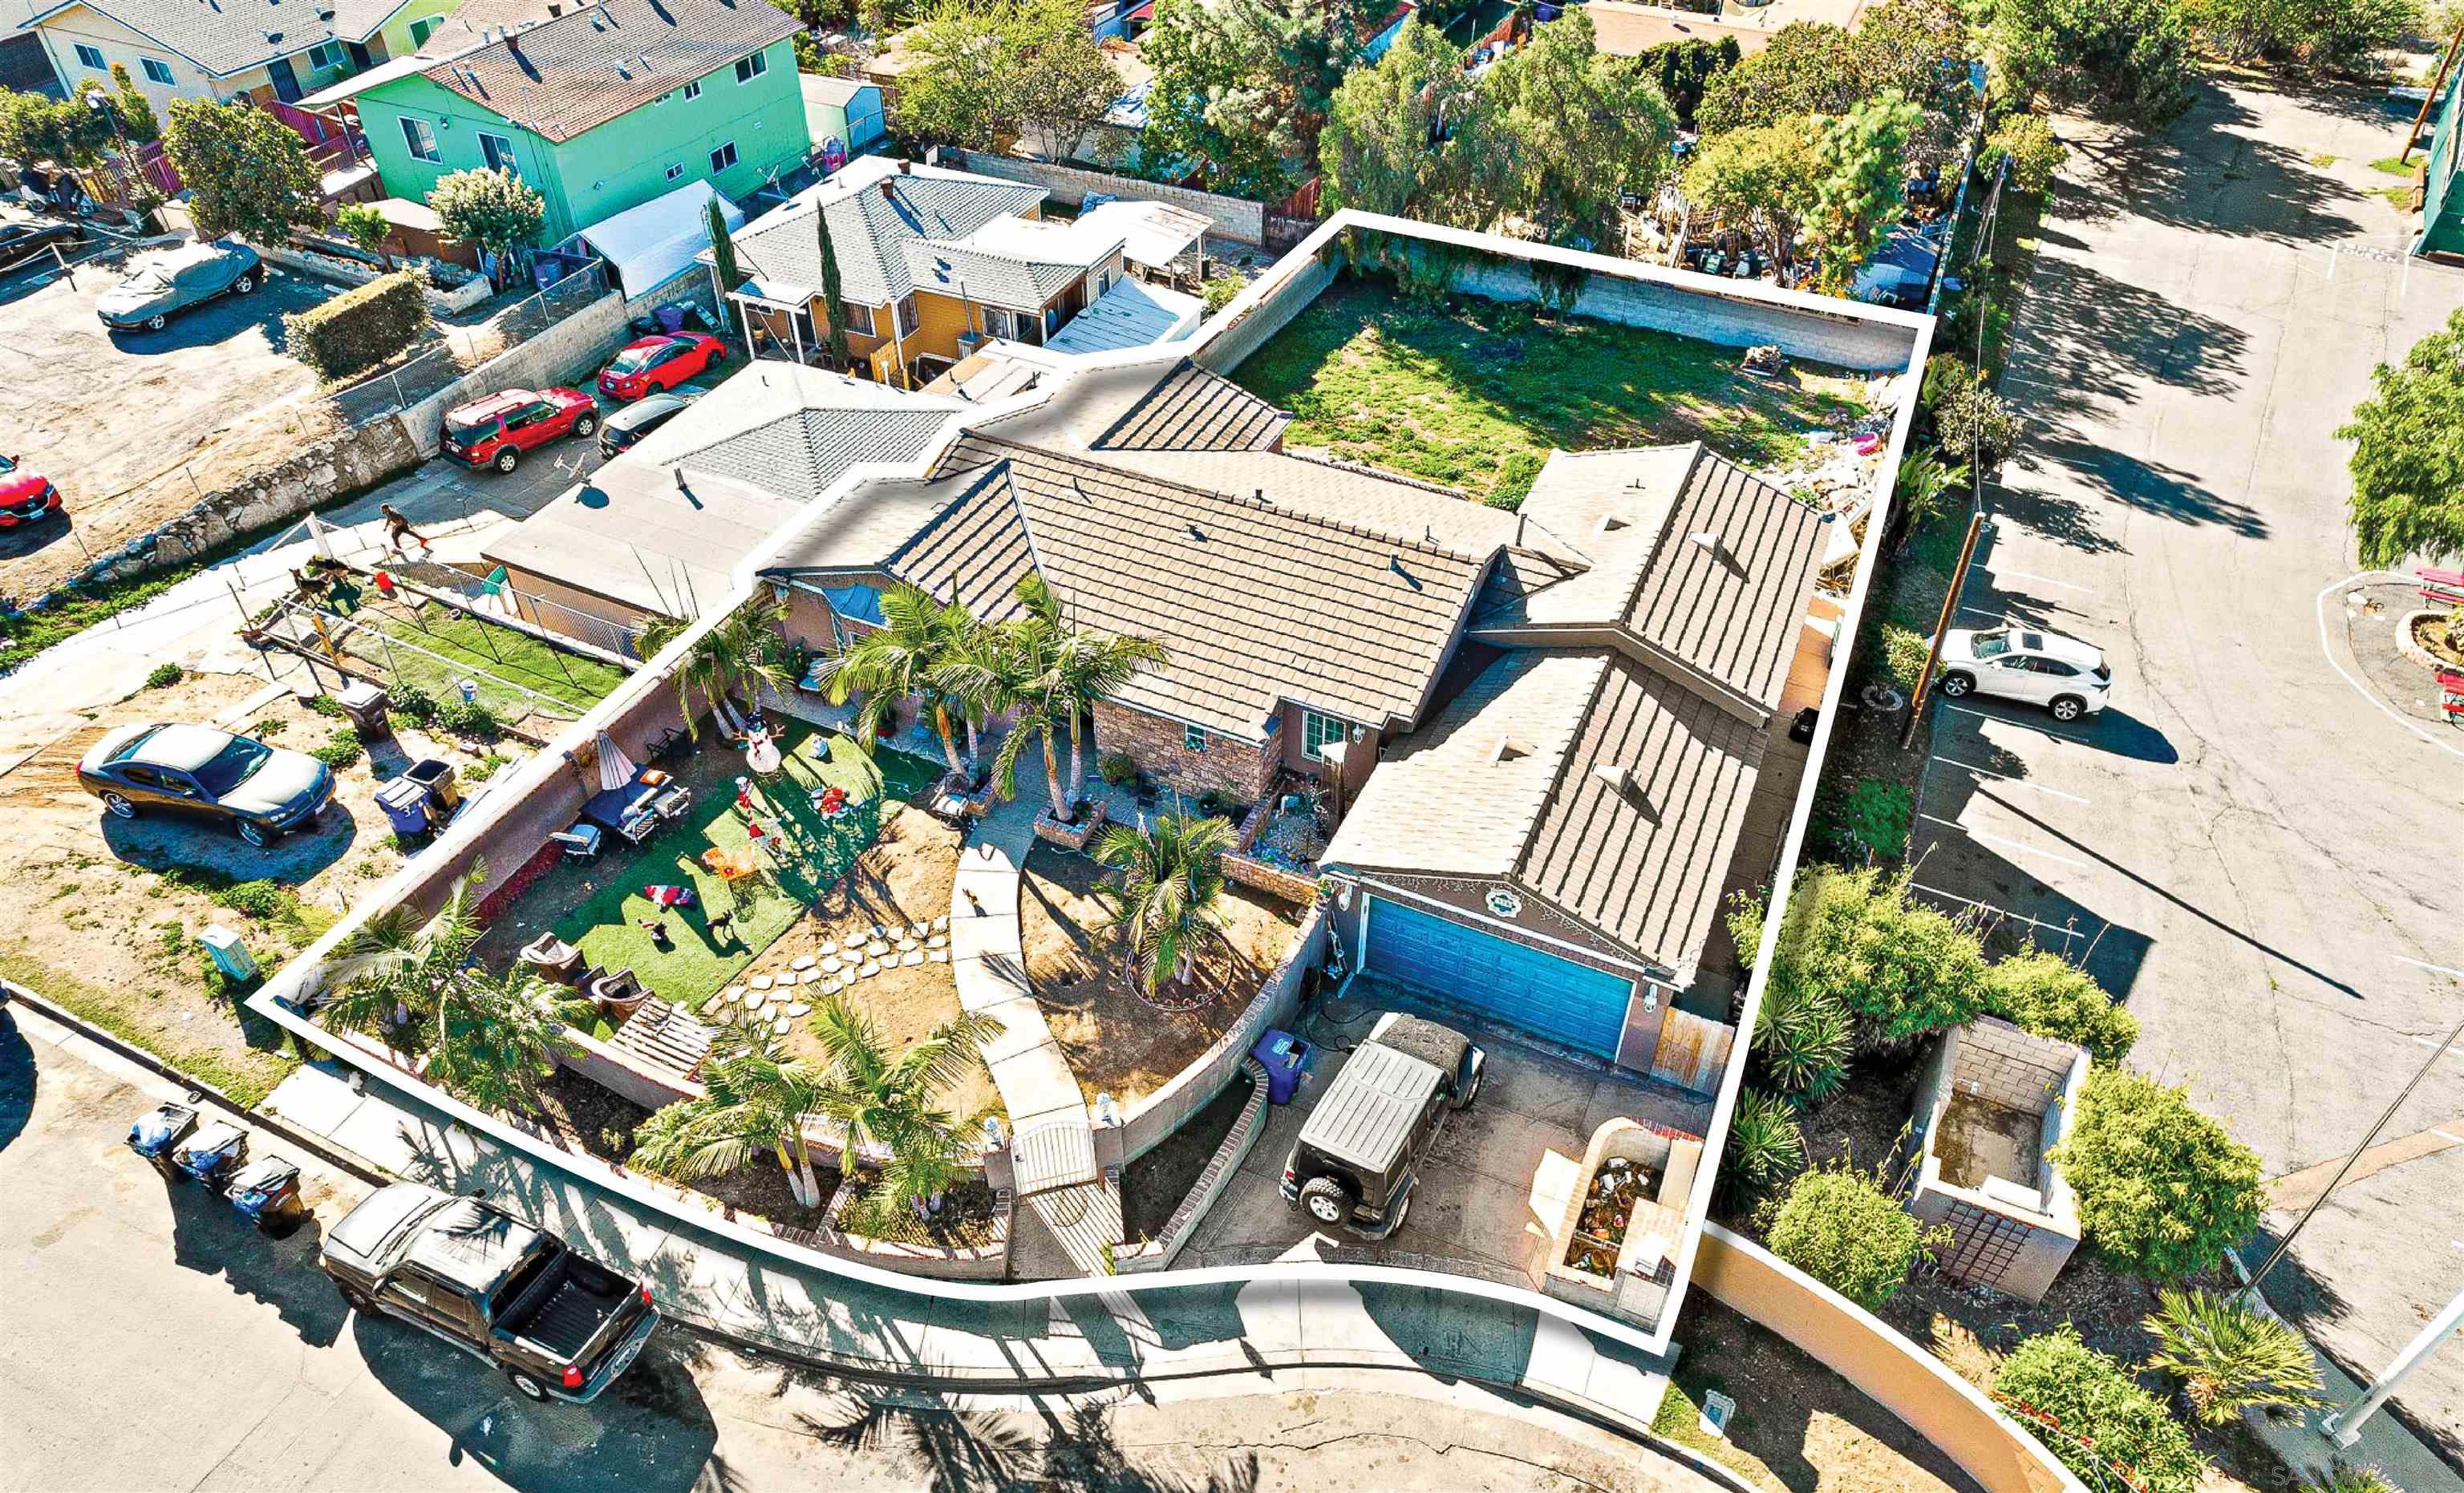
[578,180,746,301]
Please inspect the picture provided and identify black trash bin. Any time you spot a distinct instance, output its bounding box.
[128,1101,199,1179]
[229,1156,306,1236]
[405,758,460,811]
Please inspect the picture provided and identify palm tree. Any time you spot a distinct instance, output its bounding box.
[2143,1287,2323,1426]
[631,1026,833,1208]
[638,594,792,740]
[1007,574,1167,814]
[987,613,1072,821]
[1092,811,1234,992]
[322,868,491,1062]
[811,584,979,775]
[806,996,998,1232]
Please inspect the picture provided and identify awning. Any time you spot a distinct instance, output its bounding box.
[1043,275,1202,354]
[1078,200,1209,270]
[580,180,745,300]
[296,52,436,107]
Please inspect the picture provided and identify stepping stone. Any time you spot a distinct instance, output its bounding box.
[699,993,729,1016]
[821,977,842,994]
[750,975,775,991]
[791,955,816,972]
[860,961,883,977]
[869,924,887,940]
[746,989,769,1009]
[927,950,949,963]
[817,939,838,956]
[801,969,826,985]
[865,940,890,957]
[774,1017,792,1035]
[725,984,747,1001]
[896,938,919,953]
[901,951,924,967]
[927,934,947,949]
[907,924,928,940]
[933,914,949,931]
[786,1002,811,1018]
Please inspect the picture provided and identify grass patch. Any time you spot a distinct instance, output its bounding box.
[0,525,278,674]
[2308,152,2337,168]
[1227,277,1870,504]
[2373,184,2415,212]
[0,944,300,1108]
[2369,154,2418,176]
[363,600,630,713]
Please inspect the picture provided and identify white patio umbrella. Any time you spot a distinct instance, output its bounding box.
[595,730,639,791]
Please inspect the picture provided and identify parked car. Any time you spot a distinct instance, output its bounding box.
[1937,626,2112,722]
[321,1183,659,1403]
[440,388,598,473]
[77,722,334,847]
[1281,1013,1485,1240]
[0,217,87,273]
[95,239,264,331]
[597,384,707,457]
[596,333,724,402]
[0,452,62,529]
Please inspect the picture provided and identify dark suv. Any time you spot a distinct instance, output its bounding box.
[1281,1013,1484,1240]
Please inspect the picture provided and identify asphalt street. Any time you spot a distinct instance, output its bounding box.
[1907,79,2464,1464]
[0,1000,1704,1492]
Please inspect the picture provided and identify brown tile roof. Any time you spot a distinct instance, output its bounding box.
[884,434,1491,738]
[421,0,799,144]
[1088,361,1289,452]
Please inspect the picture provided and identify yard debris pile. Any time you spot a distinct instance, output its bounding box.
[1566,1156,1655,1275]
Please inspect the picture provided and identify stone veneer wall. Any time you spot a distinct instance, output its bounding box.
[1091,699,1275,803]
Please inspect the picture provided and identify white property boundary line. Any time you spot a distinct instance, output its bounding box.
[249,208,1930,1362]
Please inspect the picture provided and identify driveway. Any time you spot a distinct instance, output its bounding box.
[1906,75,2464,1463]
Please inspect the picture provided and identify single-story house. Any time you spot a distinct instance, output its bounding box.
[799,72,885,157]
[22,0,462,107]
[303,0,806,246]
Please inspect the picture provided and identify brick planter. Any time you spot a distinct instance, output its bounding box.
[1034,800,1108,852]
[1223,850,1320,904]
[807,1175,1014,1281]
[930,769,997,819]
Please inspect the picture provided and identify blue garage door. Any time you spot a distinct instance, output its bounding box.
[1364,896,1634,1061]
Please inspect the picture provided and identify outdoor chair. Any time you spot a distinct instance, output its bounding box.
[518,932,586,983]
[589,968,651,1022]
[551,824,602,860]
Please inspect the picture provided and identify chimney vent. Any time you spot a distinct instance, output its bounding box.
[1688,529,1724,556]
[1595,763,1634,794]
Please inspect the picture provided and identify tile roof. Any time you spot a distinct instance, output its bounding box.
[1324,646,1768,975]
[900,237,1088,313]
[1085,361,1287,452]
[729,158,1049,306]
[30,0,403,74]
[881,434,1493,737]
[414,0,796,143]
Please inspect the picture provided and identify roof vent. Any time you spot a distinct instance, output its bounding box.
[262,28,278,41]
[1597,513,1629,534]
[614,61,630,77]
[1594,763,1634,794]
[1492,735,1534,763]
[546,2,561,13]
[1688,529,1724,556]
[1185,523,1206,542]
[675,467,688,492]
[590,10,606,26]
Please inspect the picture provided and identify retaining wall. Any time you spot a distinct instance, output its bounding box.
[1447,256,1915,370]
[257,241,495,314]
[1117,1058,1269,1274]
[399,289,638,456]
[1190,247,1338,376]
[943,149,1266,245]
[1692,1223,2083,1493]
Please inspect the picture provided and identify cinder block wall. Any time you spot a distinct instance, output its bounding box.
[1449,259,1917,372]
[1950,1016,2075,1111]
[1194,250,1338,374]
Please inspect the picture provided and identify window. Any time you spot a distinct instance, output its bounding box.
[74,42,105,69]
[409,14,440,45]
[733,49,767,83]
[1302,710,1349,763]
[399,116,440,162]
[305,42,338,70]
[664,162,684,180]
[478,131,519,177]
[894,293,918,337]
[140,56,176,84]
[840,301,875,336]
[708,140,737,172]
[682,79,701,100]
[1183,724,1207,754]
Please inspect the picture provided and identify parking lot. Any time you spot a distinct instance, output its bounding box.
[0,217,347,595]
[1906,78,2464,1458]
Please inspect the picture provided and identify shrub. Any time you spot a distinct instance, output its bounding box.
[217,879,291,920]
[1982,946,2138,1065]
[144,661,184,689]
[1996,1328,2206,1493]
[2305,1466,2401,1493]
[305,693,344,717]
[1764,864,1987,1051]
[1877,621,1932,694]
[1099,751,1139,787]
[1750,977,1851,1102]
[2053,1068,2266,1280]
[1716,1087,1804,1207]
[284,269,428,382]
[436,697,501,739]
[386,681,438,721]
[1985,111,2067,194]
[1810,777,1912,861]
[1934,378,2021,477]
[2143,1286,2322,1426]
[310,728,363,770]
[1202,271,1246,314]
[1765,1161,1944,1310]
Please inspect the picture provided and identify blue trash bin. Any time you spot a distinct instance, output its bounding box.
[1250,1029,1311,1105]
[377,777,431,836]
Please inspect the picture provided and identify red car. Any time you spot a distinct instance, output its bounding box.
[597,333,723,402]
[440,388,599,473]
[0,453,62,529]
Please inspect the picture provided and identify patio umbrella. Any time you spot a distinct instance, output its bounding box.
[596,730,639,791]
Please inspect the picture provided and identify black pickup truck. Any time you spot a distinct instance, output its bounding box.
[321,1183,659,1402]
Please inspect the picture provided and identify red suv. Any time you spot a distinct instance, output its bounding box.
[597,333,723,402]
[0,453,62,529]
[440,389,598,473]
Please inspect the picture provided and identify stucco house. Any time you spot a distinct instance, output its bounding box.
[302,0,804,246]
[21,0,463,108]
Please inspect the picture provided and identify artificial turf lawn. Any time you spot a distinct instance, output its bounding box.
[1227,277,1871,506]
[364,599,632,714]
[550,729,941,1008]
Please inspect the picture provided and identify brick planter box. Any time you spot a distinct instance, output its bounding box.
[930,769,998,819]
[1223,850,1320,904]
[1034,801,1108,852]
[800,1175,1013,1281]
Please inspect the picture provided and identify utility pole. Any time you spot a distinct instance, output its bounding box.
[2324,1281,2464,1447]
[1900,510,1985,750]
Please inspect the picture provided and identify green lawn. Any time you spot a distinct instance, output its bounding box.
[1227,277,1872,507]
[541,729,932,1009]
[361,599,632,714]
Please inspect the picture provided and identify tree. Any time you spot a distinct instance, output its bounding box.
[2052,1068,2266,1280]
[1319,18,1473,221]
[708,192,744,294]
[1093,811,1234,992]
[766,0,853,30]
[633,1027,834,1208]
[638,594,792,739]
[817,205,853,369]
[334,201,395,270]
[428,167,547,287]
[1141,0,1378,198]
[1716,1087,1805,1207]
[892,0,1013,149]
[1807,91,1923,297]
[1850,0,1979,170]
[106,63,160,144]
[1765,1160,1948,1309]
[1695,22,1864,136]
[1741,865,1987,1052]
[1007,0,1129,162]
[2143,1287,2324,1426]
[160,98,323,244]
[2184,0,2417,74]
[1998,1328,2207,1493]
[1682,119,1823,275]
[1984,111,2067,194]
[812,583,983,775]
[1981,946,2138,1066]
[1013,573,1168,806]
[1935,377,2022,477]
[1635,36,1742,127]
[2337,305,2464,568]
[1985,0,2199,129]
[1459,9,1677,249]
[805,996,999,1231]
[987,610,1074,820]
[0,86,114,168]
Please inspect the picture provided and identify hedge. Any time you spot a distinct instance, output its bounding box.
[285,269,428,381]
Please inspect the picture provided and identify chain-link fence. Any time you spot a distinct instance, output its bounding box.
[380,558,646,661]
[331,261,613,427]
[259,587,630,736]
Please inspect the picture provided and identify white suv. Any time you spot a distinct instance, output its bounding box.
[1938,627,2112,722]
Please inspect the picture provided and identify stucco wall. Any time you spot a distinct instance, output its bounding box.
[1692,1223,2083,1493]
[1193,247,1337,375]
[30,6,345,109]
[1447,257,1916,372]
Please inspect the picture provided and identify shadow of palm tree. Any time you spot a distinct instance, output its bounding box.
[797,1395,1262,1493]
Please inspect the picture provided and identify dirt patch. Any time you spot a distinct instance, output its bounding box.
[533,1067,840,1232]
[1019,844,1301,1107]
[2410,610,2464,668]
[838,1174,999,1248]
[1122,1072,1252,1241]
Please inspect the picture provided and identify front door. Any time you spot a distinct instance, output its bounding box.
[268,57,302,102]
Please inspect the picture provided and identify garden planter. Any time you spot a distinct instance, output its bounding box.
[1034,800,1107,851]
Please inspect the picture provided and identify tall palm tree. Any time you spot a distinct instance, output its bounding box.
[1006,574,1167,813]
[806,996,998,1232]
[638,594,793,739]
[631,1026,833,1208]
[987,613,1072,820]
[1092,811,1234,992]
[811,584,979,775]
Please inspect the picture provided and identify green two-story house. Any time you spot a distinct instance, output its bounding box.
[319,0,806,246]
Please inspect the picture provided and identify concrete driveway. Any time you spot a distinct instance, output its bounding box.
[1906,75,2464,1463]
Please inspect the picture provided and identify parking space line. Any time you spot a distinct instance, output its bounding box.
[1939,702,2096,745]
[1909,882,2097,940]
[2434,1131,2464,1147]
[1983,567,2096,596]
[2392,954,2464,981]
[1917,813,2091,869]
[2411,1036,2464,1063]
[1930,755,2090,804]
[1957,605,2006,621]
